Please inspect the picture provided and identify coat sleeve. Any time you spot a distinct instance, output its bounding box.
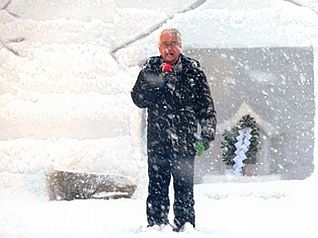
[131,69,164,109]
[193,67,217,146]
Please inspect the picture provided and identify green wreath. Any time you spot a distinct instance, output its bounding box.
[221,114,260,166]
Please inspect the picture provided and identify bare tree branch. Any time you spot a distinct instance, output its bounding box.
[110,0,208,62]
[7,37,25,43]
[283,0,318,15]
[2,0,20,18]
[5,45,20,56]
[1,0,12,10]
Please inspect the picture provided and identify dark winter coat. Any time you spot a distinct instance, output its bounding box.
[131,54,217,157]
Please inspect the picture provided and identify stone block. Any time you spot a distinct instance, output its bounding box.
[46,170,137,201]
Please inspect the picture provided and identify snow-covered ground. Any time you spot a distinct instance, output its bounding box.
[1,0,318,237]
[1,180,318,238]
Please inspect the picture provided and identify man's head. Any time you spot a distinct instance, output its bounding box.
[158,28,182,65]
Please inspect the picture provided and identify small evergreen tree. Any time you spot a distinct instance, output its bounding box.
[221,129,237,166]
[221,114,260,167]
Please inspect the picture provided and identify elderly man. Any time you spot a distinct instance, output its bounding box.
[131,28,216,232]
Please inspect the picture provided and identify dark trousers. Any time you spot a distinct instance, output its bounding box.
[146,152,195,228]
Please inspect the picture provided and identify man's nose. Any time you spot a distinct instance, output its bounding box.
[166,44,175,51]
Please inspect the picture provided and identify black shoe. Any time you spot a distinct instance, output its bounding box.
[172,226,183,232]
[147,220,170,228]
[172,222,195,232]
[146,222,173,232]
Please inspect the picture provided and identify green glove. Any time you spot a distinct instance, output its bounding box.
[195,140,206,156]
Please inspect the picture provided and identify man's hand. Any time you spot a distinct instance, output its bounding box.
[195,140,206,156]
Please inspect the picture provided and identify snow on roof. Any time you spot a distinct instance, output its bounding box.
[217,101,278,137]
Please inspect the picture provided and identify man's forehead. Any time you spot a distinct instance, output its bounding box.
[160,32,178,41]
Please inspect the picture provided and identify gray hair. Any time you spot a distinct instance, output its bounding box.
[158,28,182,46]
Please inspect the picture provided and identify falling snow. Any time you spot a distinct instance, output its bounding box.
[1,0,318,238]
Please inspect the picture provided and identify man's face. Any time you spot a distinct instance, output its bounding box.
[158,32,181,65]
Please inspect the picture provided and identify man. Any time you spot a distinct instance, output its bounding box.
[131,28,216,232]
